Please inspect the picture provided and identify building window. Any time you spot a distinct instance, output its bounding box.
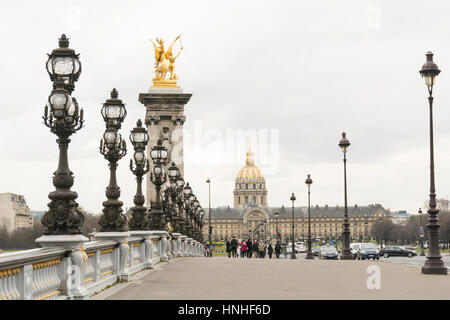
[261,196,263,204]
[245,196,248,204]
[246,183,248,189]
[253,183,256,189]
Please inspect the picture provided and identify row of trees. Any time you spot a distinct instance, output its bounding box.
[0,211,100,250]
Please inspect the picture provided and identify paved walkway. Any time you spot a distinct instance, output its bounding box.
[97,256,450,300]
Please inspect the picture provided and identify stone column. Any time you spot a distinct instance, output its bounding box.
[149,231,161,265]
[150,230,168,262]
[36,234,90,299]
[130,230,153,268]
[94,231,131,281]
[138,88,192,207]
[180,235,187,257]
[172,232,181,258]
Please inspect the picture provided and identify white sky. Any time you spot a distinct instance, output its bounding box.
[1,0,450,215]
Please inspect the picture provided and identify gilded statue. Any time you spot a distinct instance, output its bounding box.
[150,34,183,88]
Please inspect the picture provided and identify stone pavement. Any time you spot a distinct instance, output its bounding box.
[97,256,450,300]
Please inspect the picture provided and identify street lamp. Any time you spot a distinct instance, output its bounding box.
[41,73,85,234]
[46,34,81,94]
[419,208,426,256]
[419,51,447,274]
[128,119,151,230]
[379,216,383,248]
[98,89,128,232]
[338,132,353,260]
[290,193,297,259]
[148,139,168,230]
[206,178,212,254]
[165,162,182,233]
[364,215,368,242]
[305,175,314,259]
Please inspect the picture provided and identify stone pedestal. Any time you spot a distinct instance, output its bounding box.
[129,230,153,268]
[35,234,89,300]
[94,232,131,281]
[150,230,168,262]
[166,233,173,261]
[172,232,181,258]
[138,88,192,206]
[180,235,187,257]
[186,238,193,257]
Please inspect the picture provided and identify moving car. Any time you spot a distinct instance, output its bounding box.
[401,245,415,251]
[318,246,339,260]
[380,245,417,258]
[356,243,380,260]
[312,246,321,256]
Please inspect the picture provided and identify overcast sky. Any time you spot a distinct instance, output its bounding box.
[1,0,450,216]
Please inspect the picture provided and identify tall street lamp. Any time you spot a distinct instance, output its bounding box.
[379,216,383,248]
[149,140,168,230]
[207,178,212,249]
[419,51,447,274]
[339,132,353,260]
[290,193,297,259]
[128,119,150,230]
[98,89,128,232]
[305,174,314,259]
[419,208,426,256]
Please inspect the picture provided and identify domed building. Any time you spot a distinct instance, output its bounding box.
[203,149,391,243]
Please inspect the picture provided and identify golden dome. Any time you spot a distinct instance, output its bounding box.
[236,148,265,182]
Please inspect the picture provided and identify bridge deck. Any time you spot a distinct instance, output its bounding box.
[95,256,450,300]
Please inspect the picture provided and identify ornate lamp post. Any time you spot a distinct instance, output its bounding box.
[183,183,193,237]
[419,208,426,256]
[339,132,353,260]
[128,119,150,230]
[379,216,383,248]
[148,140,168,230]
[290,193,297,259]
[419,52,447,274]
[166,162,182,232]
[206,178,212,248]
[364,215,368,242]
[305,175,314,259]
[46,34,81,94]
[98,89,128,232]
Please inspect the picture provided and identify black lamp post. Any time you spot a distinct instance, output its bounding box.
[207,178,212,248]
[290,193,297,259]
[364,216,368,242]
[148,140,168,230]
[166,162,182,232]
[419,51,447,274]
[98,89,128,232]
[305,175,314,259]
[128,119,150,230]
[46,34,81,94]
[183,183,193,237]
[41,68,85,234]
[175,176,186,234]
[419,208,426,256]
[379,216,383,248]
[339,132,353,260]
[274,211,280,240]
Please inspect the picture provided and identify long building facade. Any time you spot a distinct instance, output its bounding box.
[203,149,391,242]
[0,193,33,232]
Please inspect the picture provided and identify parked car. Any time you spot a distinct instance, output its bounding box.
[318,245,339,260]
[286,244,298,254]
[350,243,361,259]
[295,242,307,253]
[312,246,321,256]
[380,245,417,258]
[356,243,380,260]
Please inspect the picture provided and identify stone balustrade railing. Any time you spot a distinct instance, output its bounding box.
[0,232,206,300]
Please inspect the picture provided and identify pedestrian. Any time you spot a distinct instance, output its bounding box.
[268,243,273,259]
[275,241,281,259]
[226,240,231,258]
[246,238,252,258]
[253,240,259,258]
[258,240,265,258]
[231,236,238,258]
[241,240,247,258]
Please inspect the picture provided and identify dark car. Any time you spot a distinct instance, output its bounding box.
[356,243,380,260]
[312,246,321,256]
[380,245,417,258]
[319,246,339,260]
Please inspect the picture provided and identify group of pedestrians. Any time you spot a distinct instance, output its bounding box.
[226,238,288,259]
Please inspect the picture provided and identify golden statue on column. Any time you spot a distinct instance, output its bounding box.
[150,34,183,88]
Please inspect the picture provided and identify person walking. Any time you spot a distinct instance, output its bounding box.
[268,243,273,259]
[231,236,238,258]
[246,238,252,258]
[226,240,231,258]
[258,240,265,258]
[275,241,281,259]
[253,240,259,258]
[241,240,247,258]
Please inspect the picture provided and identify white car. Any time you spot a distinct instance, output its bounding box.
[350,243,361,259]
[295,242,307,253]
